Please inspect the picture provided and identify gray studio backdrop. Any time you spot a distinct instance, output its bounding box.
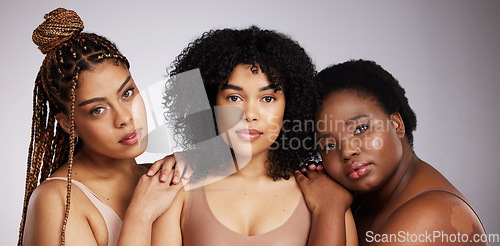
[1,0,499,245]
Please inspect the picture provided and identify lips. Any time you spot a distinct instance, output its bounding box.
[235,129,262,141]
[345,162,372,180]
[119,129,141,145]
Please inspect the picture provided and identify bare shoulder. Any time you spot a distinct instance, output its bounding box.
[27,179,68,214]
[375,190,486,245]
[24,178,105,245]
[22,179,71,245]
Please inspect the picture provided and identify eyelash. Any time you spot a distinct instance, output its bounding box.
[123,87,135,99]
[88,87,135,116]
[322,142,336,152]
[227,95,241,102]
[89,106,105,116]
[354,124,368,135]
[261,96,276,102]
[226,95,276,103]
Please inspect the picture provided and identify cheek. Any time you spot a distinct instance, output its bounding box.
[132,94,147,131]
[75,120,109,144]
[263,108,284,142]
[320,153,343,179]
[215,106,243,134]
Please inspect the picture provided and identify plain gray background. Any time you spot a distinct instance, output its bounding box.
[1,0,499,245]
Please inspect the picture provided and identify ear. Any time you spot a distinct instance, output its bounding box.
[390,112,405,139]
[55,113,74,135]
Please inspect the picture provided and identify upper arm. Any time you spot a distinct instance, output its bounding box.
[345,208,358,246]
[373,192,486,246]
[23,182,67,245]
[151,188,188,246]
[23,181,99,246]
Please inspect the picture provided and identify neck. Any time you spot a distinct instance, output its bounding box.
[365,141,420,211]
[232,149,272,181]
[73,145,139,179]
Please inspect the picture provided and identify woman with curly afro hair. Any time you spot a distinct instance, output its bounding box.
[149,26,357,246]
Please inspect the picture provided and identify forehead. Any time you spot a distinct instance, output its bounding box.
[316,90,384,122]
[225,64,271,88]
[76,60,131,96]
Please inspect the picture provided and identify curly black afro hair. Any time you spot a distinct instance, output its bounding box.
[164,26,317,180]
[316,59,417,147]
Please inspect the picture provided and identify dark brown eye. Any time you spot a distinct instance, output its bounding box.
[261,96,275,102]
[354,125,368,135]
[227,95,241,102]
[123,88,135,98]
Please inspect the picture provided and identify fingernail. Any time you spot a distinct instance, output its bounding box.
[147,170,153,176]
[173,176,180,184]
[161,174,167,182]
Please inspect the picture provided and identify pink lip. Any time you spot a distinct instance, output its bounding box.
[345,162,372,180]
[119,129,141,146]
[235,129,262,141]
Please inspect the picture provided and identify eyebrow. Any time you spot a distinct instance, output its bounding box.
[220,84,242,91]
[345,114,370,125]
[78,76,132,107]
[117,76,132,93]
[219,83,276,92]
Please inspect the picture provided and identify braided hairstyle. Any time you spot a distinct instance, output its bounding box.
[19,8,129,245]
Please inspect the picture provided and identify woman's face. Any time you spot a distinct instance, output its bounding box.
[71,59,148,160]
[215,64,285,158]
[315,90,404,193]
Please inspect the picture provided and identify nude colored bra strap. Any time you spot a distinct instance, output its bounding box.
[45,177,123,246]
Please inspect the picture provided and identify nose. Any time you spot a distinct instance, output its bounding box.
[340,136,360,162]
[114,104,133,128]
[243,101,259,122]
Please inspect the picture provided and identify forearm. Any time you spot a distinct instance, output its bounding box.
[117,208,154,246]
[307,209,346,246]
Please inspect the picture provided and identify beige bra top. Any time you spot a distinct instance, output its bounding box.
[46,177,123,246]
[182,186,311,246]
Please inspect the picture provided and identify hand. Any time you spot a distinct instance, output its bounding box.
[127,167,186,224]
[294,163,352,215]
[147,154,193,184]
[299,162,324,173]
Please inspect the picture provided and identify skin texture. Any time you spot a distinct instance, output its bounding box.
[152,64,357,245]
[312,90,487,245]
[23,60,183,245]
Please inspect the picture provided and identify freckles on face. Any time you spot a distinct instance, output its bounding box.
[315,90,404,192]
[72,60,147,159]
[214,64,285,157]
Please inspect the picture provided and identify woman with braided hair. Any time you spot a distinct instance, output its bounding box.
[19,8,185,246]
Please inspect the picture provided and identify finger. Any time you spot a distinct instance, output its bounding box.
[160,156,177,183]
[170,178,187,193]
[160,166,176,184]
[305,169,321,179]
[308,164,317,171]
[294,170,309,185]
[171,164,182,185]
[148,158,166,176]
[298,165,307,173]
[181,165,193,180]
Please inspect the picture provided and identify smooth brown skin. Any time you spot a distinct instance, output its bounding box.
[23,61,184,246]
[295,167,358,246]
[309,90,487,246]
